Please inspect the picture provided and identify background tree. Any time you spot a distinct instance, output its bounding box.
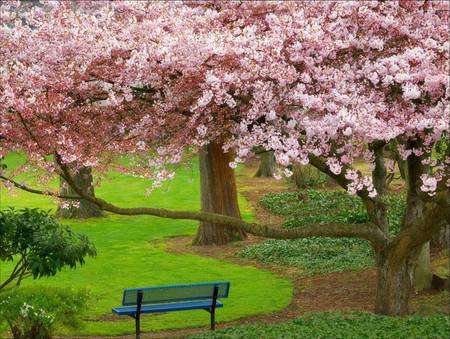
[255,150,276,178]
[1,1,448,315]
[56,166,103,219]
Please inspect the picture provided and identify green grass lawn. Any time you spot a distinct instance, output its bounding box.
[0,154,292,336]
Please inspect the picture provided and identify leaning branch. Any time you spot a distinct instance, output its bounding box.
[0,175,80,200]
[52,154,387,246]
[308,154,389,235]
[308,154,373,202]
[1,154,387,246]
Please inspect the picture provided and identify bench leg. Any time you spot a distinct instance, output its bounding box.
[136,314,141,339]
[210,307,215,331]
[135,291,143,339]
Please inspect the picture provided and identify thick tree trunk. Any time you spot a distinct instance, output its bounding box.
[56,166,103,219]
[255,151,275,177]
[193,142,246,245]
[375,252,415,315]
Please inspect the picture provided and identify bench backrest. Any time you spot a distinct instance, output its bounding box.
[122,282,230,306]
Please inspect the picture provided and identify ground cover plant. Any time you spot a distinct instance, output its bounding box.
[189,312,450,339]
[0,154,292,336]
[239,190,405,274]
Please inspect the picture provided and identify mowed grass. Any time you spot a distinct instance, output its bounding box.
[0,154,292,336]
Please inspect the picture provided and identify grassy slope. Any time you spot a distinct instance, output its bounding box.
[0,154,292,336]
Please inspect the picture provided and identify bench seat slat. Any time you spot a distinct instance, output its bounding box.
[112,300,224,316]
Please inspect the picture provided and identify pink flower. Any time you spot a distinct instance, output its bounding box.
[402,83,421,100]
[327,158,342,175]
[420,174,437,195]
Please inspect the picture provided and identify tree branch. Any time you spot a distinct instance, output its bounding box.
[388,190,449,264]
[308,154,389,236]
[0,175,81,200]
[51,153,386,246]
[308,154,371,200]
[2,152,387,246]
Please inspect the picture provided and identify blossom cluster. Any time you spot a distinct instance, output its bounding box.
[0,1,448,196]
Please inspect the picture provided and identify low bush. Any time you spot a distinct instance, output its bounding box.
[0,287,89,339]
[239,191,405,274]
[189,311,449,339]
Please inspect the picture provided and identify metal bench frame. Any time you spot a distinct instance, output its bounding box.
[113,282,229,339]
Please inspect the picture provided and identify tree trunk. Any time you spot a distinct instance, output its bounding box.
[255,151,275,177]
[375,251,415,315]
[56,166,103,219]
[193,142,246,246]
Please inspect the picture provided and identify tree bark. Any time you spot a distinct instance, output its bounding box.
[56,166,103,219]
[255,151,275,177]
[193,142,246,245]
[375,250,416,316]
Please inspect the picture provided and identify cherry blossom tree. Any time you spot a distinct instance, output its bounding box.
[1,0,449,315]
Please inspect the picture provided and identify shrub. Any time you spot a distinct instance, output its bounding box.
[0,208,96,290]
[189,311,450,339]
[0,287,89,339]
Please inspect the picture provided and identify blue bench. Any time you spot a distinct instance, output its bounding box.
[112,281,230,338]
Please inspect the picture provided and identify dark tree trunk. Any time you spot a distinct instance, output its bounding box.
[56,166,103,219]
[193,142,246,246]
[375,251,415,315]
[255,151,275,177]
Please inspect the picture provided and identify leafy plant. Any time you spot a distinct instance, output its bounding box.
[239,237,374,274]
[0,208,96,290]
[189,311,450,339]
[0,287,89,339]
[239,191,406,274]
[260,190,405,236]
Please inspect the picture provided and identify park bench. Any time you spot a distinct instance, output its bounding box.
[112,281,231,338]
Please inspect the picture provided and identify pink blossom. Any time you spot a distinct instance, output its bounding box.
[327,158,342,175]
[402,83,421,100]
[420,174,437,196]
